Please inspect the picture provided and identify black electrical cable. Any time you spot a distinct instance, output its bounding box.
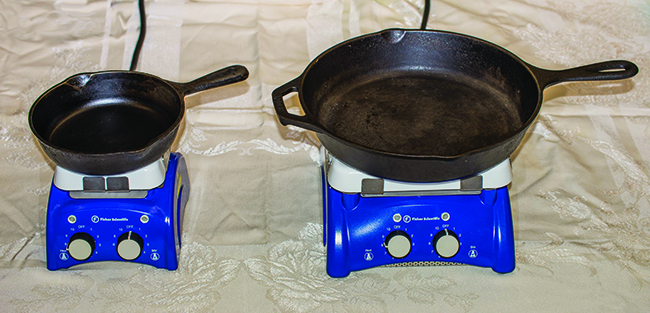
[129,0,147,71]
[420,0,430,30]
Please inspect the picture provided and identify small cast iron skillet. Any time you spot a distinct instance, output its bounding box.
[30,65,249,175]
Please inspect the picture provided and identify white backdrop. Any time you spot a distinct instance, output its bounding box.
[0,0,648,311]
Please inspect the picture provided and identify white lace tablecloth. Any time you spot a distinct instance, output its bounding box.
[1,0,649,311]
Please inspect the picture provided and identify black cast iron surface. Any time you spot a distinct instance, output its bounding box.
[273,29,638,182]
[317,69,522,156]
[30,65,249,175]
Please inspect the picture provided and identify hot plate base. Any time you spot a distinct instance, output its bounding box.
[46,152,190,270]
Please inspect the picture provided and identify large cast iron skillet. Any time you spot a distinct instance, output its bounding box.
[273,29,638,182]
[30,65,248,175]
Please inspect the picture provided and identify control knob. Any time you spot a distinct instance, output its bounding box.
[432,229,460,258]
[384,230,412,259]
[67,232,96,261]
[116,231,144,261]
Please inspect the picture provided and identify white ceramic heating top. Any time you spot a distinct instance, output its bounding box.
[53,158,167,191]
[326,154,512,194]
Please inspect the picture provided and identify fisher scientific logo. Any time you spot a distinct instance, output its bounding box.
[91,215,128,223]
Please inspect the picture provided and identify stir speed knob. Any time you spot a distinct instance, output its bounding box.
[67,232,96,261]
[116,231,144,261]
[384,230,412,259]
[432,229,460,258]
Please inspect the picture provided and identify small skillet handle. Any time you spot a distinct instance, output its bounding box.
[176,65,249,96]
[271,77,325,133]
[533,60,638,90]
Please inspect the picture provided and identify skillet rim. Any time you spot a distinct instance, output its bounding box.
[28,70,186,158]
[295,28,543,160]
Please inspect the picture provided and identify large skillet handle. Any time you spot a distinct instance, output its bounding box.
[532,60,638,89]
[174,65,249,96]
[271,77,325,133]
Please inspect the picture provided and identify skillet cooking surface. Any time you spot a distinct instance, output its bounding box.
[317,69,524,156]
[47,98,175,154]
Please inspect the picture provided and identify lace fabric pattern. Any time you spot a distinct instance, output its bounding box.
[1,0,649,311]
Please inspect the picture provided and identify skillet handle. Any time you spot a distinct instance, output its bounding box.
[533,60,638,90]
[176,65,249,96]
[271,77,324,133]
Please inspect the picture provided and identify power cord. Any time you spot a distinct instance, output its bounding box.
[129,0,147,71]
[420,0,430,30]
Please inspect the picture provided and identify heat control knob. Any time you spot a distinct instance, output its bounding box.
[67,232,96,261]
[432,229,460,258]
[116,231,144,261]
[384,230,412,259]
